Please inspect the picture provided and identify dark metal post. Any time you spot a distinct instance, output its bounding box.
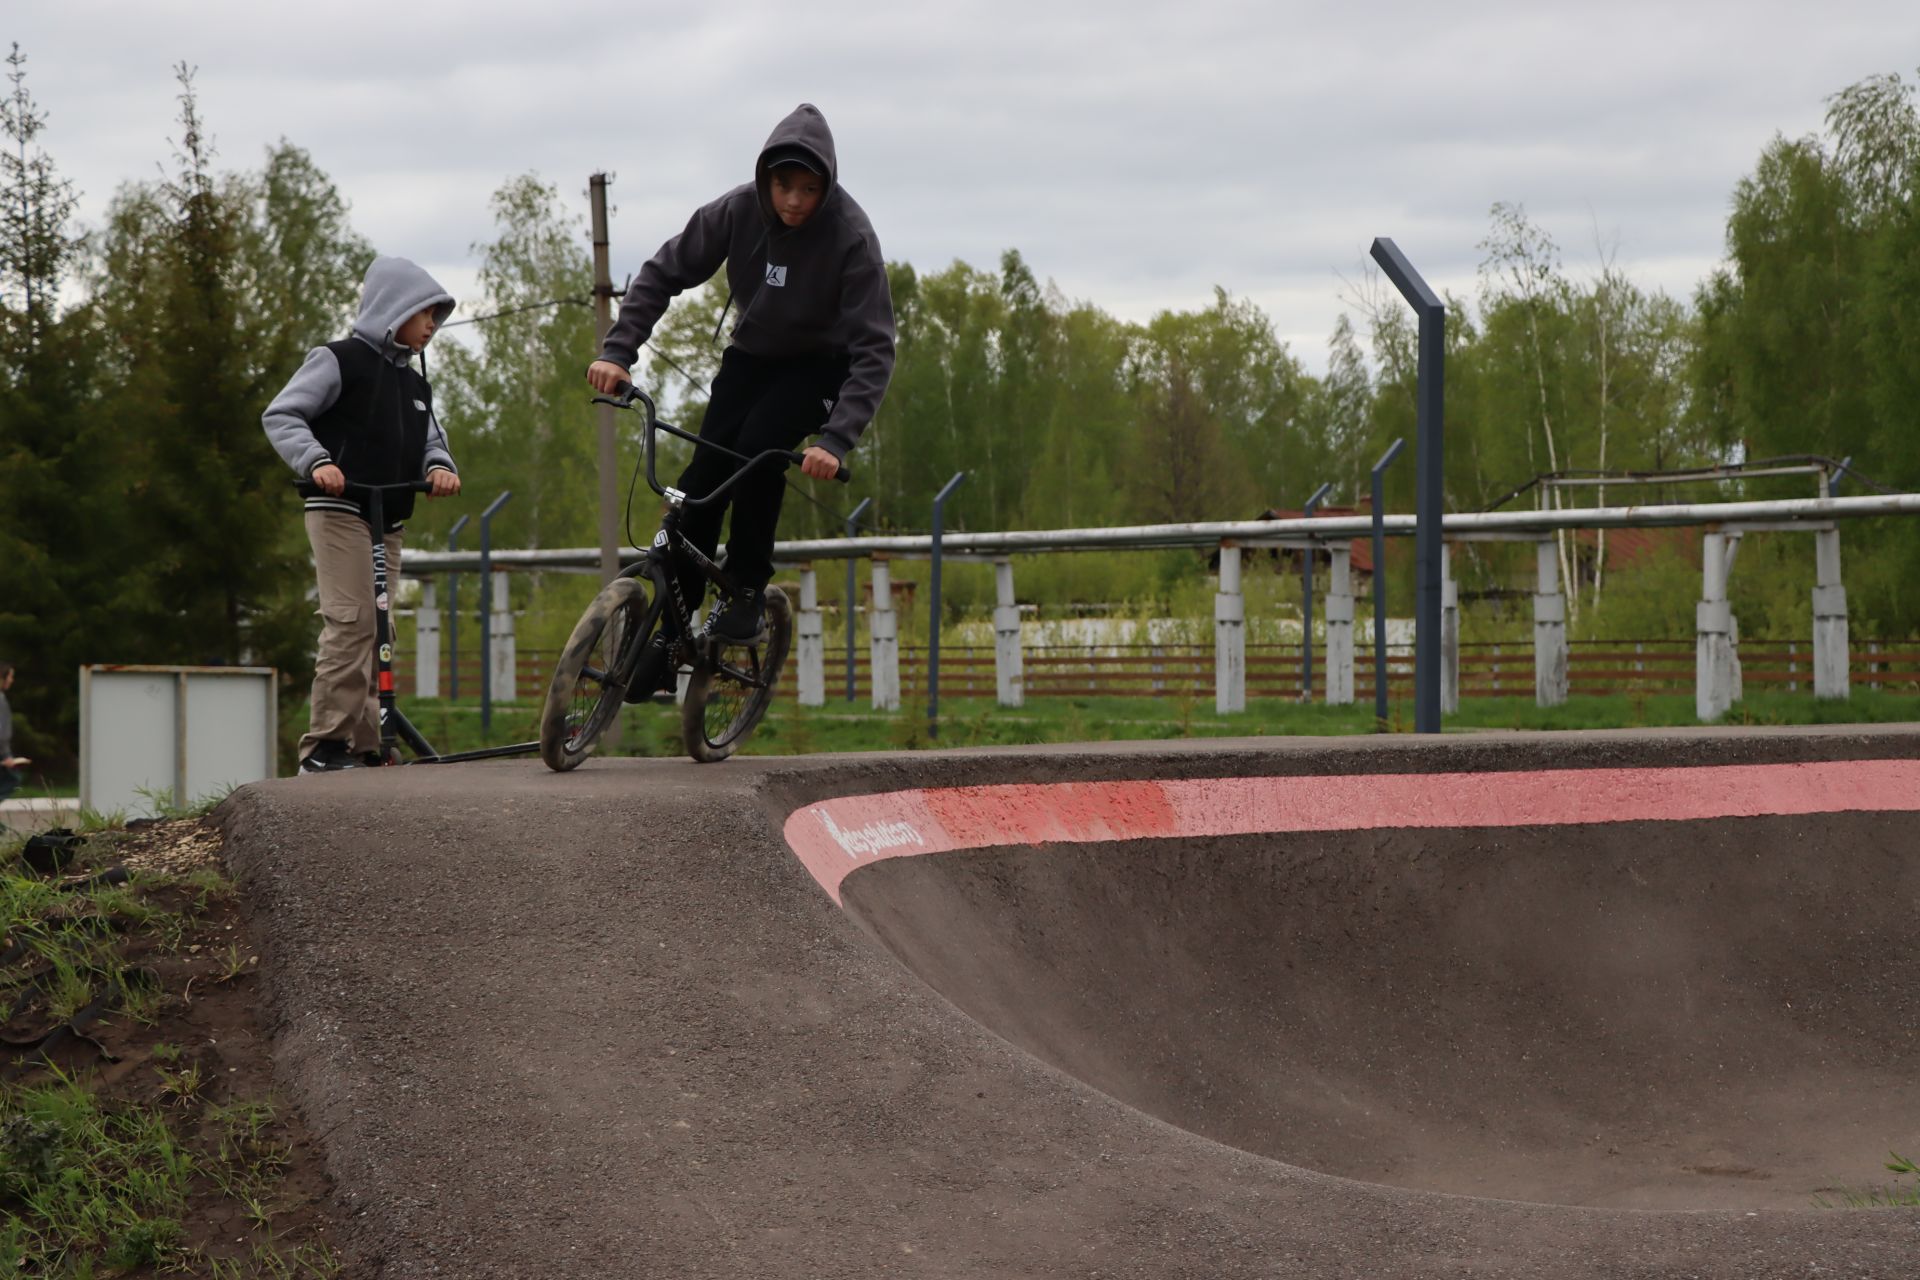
[1369,238,1446,733]
[1827,455,1853,498]
[1300,480,1333,701]
[477,491,513,734]
[927,472,967,740]
[446,513,469,701]
[1370,439,1406,728]
[845,496,872,702]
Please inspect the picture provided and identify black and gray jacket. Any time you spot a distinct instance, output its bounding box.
[262,256,458,528]
[599,103,896,460]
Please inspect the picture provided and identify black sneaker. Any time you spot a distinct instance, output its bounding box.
[299,740,361,774]
[623,634,680,704]
[706,587,766,643]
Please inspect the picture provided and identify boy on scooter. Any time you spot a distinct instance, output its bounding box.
[586,103,896,696]
[263,257,463,773]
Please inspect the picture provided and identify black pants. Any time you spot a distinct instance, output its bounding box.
[674,346,849,614]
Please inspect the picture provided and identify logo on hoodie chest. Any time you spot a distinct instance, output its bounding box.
[765,265,788,288]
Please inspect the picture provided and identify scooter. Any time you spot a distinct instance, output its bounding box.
[337,480,541,765]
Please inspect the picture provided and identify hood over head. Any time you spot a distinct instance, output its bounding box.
[353,256,456,357]
[755,103,839,227]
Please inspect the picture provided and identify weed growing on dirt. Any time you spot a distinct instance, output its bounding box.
[782,702,817,756]
[133,783,238,822]
[1815,1152,1920,1208]
[0,1071,192,1270]
[890,701,927,751]
[2,823,342,1275]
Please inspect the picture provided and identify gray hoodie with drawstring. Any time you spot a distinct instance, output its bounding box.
[262,257,457,525]
[599,103,896,460]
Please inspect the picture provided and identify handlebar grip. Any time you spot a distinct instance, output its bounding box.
[591,379,641,409]
[784,447,852,484]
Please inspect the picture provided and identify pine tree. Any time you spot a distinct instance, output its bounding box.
[0,44,114,771]
[95,67,357,682]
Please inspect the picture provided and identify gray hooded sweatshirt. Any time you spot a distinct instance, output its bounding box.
[262,256,458,521]
[599,103,896,460]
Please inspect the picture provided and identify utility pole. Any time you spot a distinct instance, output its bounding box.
[590,173,619,583]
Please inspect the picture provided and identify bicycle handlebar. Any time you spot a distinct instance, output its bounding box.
[592,382,853,506]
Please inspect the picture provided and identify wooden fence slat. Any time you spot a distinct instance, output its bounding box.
[394,639,1920,702]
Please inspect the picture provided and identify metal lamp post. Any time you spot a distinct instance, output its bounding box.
[1369,238,1446,733]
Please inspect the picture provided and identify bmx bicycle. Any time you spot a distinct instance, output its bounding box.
[332,479,541,766]
[538,384,848,769]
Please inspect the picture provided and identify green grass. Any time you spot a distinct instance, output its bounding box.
[1,1072,194,1271]
[1,825,341,1276]
[318,688,1920,762]
[1815,1152,1920,1208]
[2,783,78,800]
[1,1076,340,1275]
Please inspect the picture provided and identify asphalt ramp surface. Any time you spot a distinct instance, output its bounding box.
[221,727,1920,1277]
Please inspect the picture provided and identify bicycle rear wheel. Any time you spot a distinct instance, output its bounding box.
[540,576,656,771]
[680,587,792,763]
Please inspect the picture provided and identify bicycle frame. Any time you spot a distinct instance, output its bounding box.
[595,383,850,690]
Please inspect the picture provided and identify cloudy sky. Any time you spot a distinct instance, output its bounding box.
[12,1,1918,371]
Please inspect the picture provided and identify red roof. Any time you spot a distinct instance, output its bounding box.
[1254,506,1377,574]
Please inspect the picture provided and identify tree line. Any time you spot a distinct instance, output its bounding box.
[2,48,1918,764]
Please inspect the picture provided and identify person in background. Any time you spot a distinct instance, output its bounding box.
[0,661,27,802]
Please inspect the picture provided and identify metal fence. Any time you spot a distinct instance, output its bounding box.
[393,639,1920,705]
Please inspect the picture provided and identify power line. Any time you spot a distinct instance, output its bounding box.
[441,295,591,328]
[643,339,710,396]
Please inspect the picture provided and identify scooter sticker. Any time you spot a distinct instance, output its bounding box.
[380,644,393,662]
[376,592,390,611]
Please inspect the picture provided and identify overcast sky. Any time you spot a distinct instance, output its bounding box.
[12,1,1918,372]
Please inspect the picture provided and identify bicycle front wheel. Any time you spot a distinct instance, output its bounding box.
[680,587,792,763]
[540,576,656,771]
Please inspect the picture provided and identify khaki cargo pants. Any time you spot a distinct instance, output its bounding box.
[300,510,404,758]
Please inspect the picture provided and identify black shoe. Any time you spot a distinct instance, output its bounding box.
[299,740,361,774]
[623,634,680,704]
[706,587,766,643]
[360,749,397,768]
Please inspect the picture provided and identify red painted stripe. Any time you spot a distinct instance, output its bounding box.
[378,672,394,692]
[781,760,1920,904]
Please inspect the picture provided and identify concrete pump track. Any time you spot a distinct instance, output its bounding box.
[219,726,1920,1278]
